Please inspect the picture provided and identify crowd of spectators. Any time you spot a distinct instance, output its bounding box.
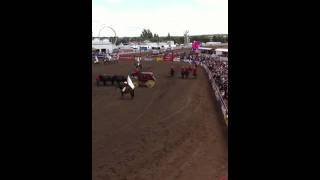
[201,56,228,107]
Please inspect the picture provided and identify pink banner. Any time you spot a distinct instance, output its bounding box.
[192,41,201,50]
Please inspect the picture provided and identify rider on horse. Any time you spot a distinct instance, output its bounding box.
[120,76,135,98]
[135,56,142,69]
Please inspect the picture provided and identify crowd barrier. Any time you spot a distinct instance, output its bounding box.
[201,63,228,126]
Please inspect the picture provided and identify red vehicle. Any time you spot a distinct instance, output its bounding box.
[131,71,156,88]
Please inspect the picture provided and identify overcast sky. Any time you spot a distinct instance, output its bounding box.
[92,0,228,37]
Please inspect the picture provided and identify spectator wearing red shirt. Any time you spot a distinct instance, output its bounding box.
[192,66,197,76]
[181,66,185,73]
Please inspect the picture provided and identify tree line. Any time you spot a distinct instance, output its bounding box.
[100,29,228,45]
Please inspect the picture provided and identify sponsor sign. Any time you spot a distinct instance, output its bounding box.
[119,54,135,61]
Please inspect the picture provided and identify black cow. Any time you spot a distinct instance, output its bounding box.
[96,74,126,87]
[96,74,113,86]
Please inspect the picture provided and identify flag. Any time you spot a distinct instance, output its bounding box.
[127,75,135,89]
[192,41,200,50]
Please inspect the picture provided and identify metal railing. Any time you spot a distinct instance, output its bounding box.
[201,63,228,126]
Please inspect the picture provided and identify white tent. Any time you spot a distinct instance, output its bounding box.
[199,47,213,50]
[215,48,228,57]
[215,48,228,52]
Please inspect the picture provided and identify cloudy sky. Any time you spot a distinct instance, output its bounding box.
[92,0,228,37]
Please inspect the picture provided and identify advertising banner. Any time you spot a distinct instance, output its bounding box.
[119,54,135,61]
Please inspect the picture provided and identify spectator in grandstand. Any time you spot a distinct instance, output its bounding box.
[200,55,228,107]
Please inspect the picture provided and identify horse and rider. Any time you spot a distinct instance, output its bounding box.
[134,56,142,70]
[118,76,135,99]
[103,53,118,64]
[119,81,134,98]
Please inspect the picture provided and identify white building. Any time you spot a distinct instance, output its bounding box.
[206,42,222,46]
[137,41,176,50]
[92,38,115,53]
[215,48,228,57]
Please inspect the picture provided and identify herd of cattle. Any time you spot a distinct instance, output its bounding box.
[96,74,126,87]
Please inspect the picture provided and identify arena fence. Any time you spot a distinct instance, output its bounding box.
[201,63,228,126]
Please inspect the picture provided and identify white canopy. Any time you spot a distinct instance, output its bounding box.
[199,47,212,50]
[215,48,228,52]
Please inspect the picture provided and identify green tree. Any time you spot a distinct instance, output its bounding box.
[117,37,130,45]
[175,36,184,44]
[150,33,159,42]
[211,34,228,43]
[108,37,118,44]
[140,29,153,40]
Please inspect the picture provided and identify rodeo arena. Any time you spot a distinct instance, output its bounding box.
[92,35,228,180]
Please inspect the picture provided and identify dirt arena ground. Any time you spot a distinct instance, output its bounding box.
[92,61,228,180]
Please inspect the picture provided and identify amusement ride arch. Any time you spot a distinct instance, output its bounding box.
[98,25,117,45]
